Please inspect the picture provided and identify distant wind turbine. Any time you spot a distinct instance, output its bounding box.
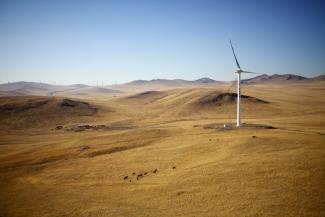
[229,40,260,127]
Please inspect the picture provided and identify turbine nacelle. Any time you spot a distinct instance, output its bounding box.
[236,70,257,74]
[235,69,243,74]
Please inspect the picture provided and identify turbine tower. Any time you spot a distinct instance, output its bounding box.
[229,40,258,127]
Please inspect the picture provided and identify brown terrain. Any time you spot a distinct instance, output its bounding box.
[0,74,324,217]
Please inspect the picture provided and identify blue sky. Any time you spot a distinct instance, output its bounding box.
[0,0,324,85]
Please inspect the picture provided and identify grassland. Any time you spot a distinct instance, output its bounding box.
[0,81,324,217]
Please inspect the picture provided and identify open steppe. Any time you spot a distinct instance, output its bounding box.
[0,80,325,217]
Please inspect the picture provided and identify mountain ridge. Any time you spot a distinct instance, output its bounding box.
[1,74,324,96]
[242,74,309,84]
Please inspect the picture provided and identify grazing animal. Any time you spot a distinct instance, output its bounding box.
[132,172,136,175]
[252,136,257,138]
[129,180,131,182]
[80,145,90,151]
[124,176,128,180]
[153,169,158,173]
[144,172,147,175]
[173,166,176,169]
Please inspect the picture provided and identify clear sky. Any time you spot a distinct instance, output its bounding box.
[0,0,324,85]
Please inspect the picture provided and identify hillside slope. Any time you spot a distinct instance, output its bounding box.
[0,96,108,129]
[0,81,325,217]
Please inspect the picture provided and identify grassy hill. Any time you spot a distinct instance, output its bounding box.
[0,80,324,217]
[0,96,116,129]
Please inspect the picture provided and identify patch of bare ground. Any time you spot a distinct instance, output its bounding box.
[197,92,268,106]
[202,122,276,130]
[60,123,134,132]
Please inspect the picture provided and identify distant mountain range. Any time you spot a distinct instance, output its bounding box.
[0,81,121,97]
[123,77,222,85]
[242,74,308,84]
[0,74,324,96]
[108,77,223,91]
[241,73,325,84]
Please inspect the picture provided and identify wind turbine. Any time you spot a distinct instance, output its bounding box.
[229,40,258,127]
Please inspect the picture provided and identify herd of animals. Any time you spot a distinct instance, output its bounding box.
[123,167,176,183]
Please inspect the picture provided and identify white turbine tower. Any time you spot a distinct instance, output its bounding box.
[229,40,258,127]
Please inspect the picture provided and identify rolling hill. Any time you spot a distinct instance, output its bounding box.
[0,96,110,129]
[0,79,325,217]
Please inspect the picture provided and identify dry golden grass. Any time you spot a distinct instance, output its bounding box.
[0,81,325,217]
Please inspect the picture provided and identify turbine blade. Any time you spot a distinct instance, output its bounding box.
[229,40,241,70]
[242,71,261,74]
